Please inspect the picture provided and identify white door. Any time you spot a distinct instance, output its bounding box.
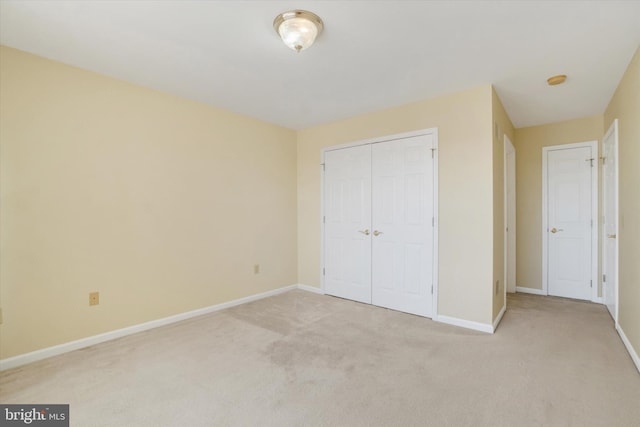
[371,135,433,317]
[545,145,594,300]
[505,136,516,293]
[324,145,372,304]
[602,120,618,321]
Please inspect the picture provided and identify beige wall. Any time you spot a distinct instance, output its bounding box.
[513,116,604,291]
[0,46,298,359]
[491,88,515,319]
[297,86,496,325]
[604,46,640,362]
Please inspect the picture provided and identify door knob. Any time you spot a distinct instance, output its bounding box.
[550,228,564,233]
[373,230,383,236]
[358,229,370,236]
[607,234,617,239]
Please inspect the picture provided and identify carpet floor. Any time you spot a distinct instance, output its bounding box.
[1,290,639,426]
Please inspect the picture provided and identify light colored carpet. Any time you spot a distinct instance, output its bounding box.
[1,290,639,426]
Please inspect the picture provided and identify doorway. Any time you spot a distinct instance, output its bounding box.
[542,141,598,301]
[504,135,516,294]
[602,120,619,322]
[322,129,438,318]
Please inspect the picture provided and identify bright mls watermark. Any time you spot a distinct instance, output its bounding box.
[0,405,69,426]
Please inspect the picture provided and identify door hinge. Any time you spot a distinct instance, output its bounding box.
[603,274,606,283]
[431,148,436,159]
[590,280,593,288]
[601,156,606,165]
[591,219,593,227]
[586,158,595,167]
[323,216,326,223]
[431,285,433,295]
[323,268,325,276]
[321,163,325,171]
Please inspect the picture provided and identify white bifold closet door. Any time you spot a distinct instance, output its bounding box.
[324,134,434,317]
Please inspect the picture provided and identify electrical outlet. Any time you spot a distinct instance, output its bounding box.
[254,264,260,274]
[89,292,100,306]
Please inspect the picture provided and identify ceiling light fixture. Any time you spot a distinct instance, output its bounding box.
[273,10,324,53]
[547,74,567,86]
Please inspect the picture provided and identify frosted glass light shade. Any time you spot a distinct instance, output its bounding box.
[274,10,324,52]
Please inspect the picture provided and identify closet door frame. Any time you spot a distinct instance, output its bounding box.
[320,128,439,318]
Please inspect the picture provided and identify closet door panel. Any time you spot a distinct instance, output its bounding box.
[323,145,372,304]
[371,135,433,317]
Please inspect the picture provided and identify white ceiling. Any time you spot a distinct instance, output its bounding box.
[1,1,639,130]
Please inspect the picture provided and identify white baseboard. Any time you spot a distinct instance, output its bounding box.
[435,315,493,334]
[616,323,640,374]
[297,284,324,294]
[493,304,506,332]
[6,282,618,372]
[516,286,546,296]
[0,284,299,371]
[303,285,495,334]
[515,287,605,305]
[300,285,495,335]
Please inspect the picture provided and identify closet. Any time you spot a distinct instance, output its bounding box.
[322,131,437,317]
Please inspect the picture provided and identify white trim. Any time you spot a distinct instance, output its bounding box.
[542,147,549,294]
[0,284,298,371]
[493,304,506,332]
[516,286,546,295]
[541,141,599,301]
[616,324,640,374]
[504,135,516,297]
[589,141,599,302]
[297,284,324,294]
[431,128,439,319]
[602,119,619,323]
[435,315,493,334]
[320,158,326,292]
[320,127,439,318]
[322,128,438,152]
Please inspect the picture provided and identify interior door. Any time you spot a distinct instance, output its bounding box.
[505,137,516,293]
[371,135,433,317]
[323,145,372,303]
[546,146,593,300]
[602,121,618,320]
